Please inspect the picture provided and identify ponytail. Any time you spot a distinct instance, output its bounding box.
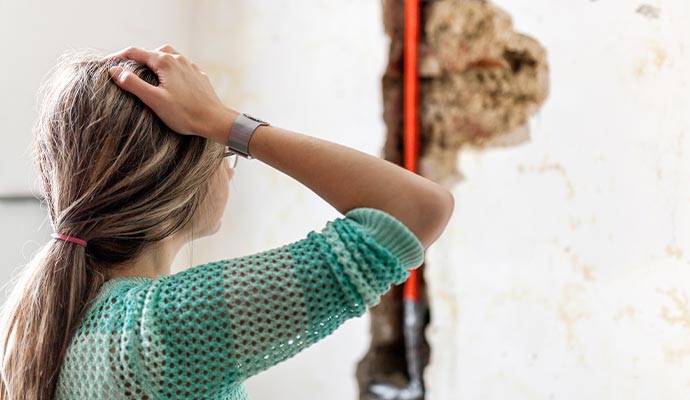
[0,49,226,399]
[0,237,105,399]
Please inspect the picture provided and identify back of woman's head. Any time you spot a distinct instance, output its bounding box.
[0,48,225,399]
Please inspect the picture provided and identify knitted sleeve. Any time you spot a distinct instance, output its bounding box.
[124,207,425,398]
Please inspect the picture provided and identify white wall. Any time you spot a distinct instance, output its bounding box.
[0,0,196,196]
[186,1,390,398]
[424,1,690,399]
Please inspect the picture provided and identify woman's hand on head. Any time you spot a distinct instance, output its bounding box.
[104,44,236,142]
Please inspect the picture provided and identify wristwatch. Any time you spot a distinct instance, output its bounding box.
[226,112,270,159]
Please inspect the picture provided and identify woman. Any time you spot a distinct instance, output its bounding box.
[0,44,454,399]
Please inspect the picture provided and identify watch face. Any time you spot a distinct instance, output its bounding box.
[243,112,268,125]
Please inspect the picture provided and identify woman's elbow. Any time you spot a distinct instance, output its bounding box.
[438,190,455,222]
[416,189,455,249]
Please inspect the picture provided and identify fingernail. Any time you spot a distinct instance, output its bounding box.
[109,66,122,81]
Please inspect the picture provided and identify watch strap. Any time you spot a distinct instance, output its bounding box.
[227,112,270,159]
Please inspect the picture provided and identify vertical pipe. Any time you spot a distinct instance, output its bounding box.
[403,0,421,302]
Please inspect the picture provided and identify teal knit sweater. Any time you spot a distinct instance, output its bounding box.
[55,207,425,399]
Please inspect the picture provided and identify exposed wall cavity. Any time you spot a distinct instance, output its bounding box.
[381,0,550,186]
[356,0,549,398]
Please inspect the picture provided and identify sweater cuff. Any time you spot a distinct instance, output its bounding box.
[344,207,425,270]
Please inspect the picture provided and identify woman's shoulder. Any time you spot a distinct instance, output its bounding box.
[76,276,157,331]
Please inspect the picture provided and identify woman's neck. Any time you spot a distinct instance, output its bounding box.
[107,234,187,279]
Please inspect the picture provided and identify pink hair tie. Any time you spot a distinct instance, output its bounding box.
[51,233,88,248]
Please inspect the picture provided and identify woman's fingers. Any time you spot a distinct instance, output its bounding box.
[102,46,159,70]
[155,44,180,55]
[103,46,167,107]
[100,44,229,138]
[108,66,162,109]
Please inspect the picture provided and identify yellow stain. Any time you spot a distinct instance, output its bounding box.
[634,45,668,78]
[665,244,684,260]
[517,157,575,199]
[557,284,591,348]
[659,288,690,329]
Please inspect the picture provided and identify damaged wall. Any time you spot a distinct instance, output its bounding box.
[358,0,548,398]
[417,0,690,399]
[380,0,549,187]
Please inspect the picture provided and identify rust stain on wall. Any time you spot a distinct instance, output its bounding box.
[563,246,596,282]
[634,45,667,78]
[659,288,690,329]
[557,283,591,349]
[658,288,690,363]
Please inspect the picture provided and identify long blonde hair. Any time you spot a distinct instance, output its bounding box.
[0,49,226,399]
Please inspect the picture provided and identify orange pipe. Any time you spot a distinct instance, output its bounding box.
[403,0,421,301]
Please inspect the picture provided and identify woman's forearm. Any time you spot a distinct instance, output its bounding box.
[210,107,454,249]
[104,45,450,248]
